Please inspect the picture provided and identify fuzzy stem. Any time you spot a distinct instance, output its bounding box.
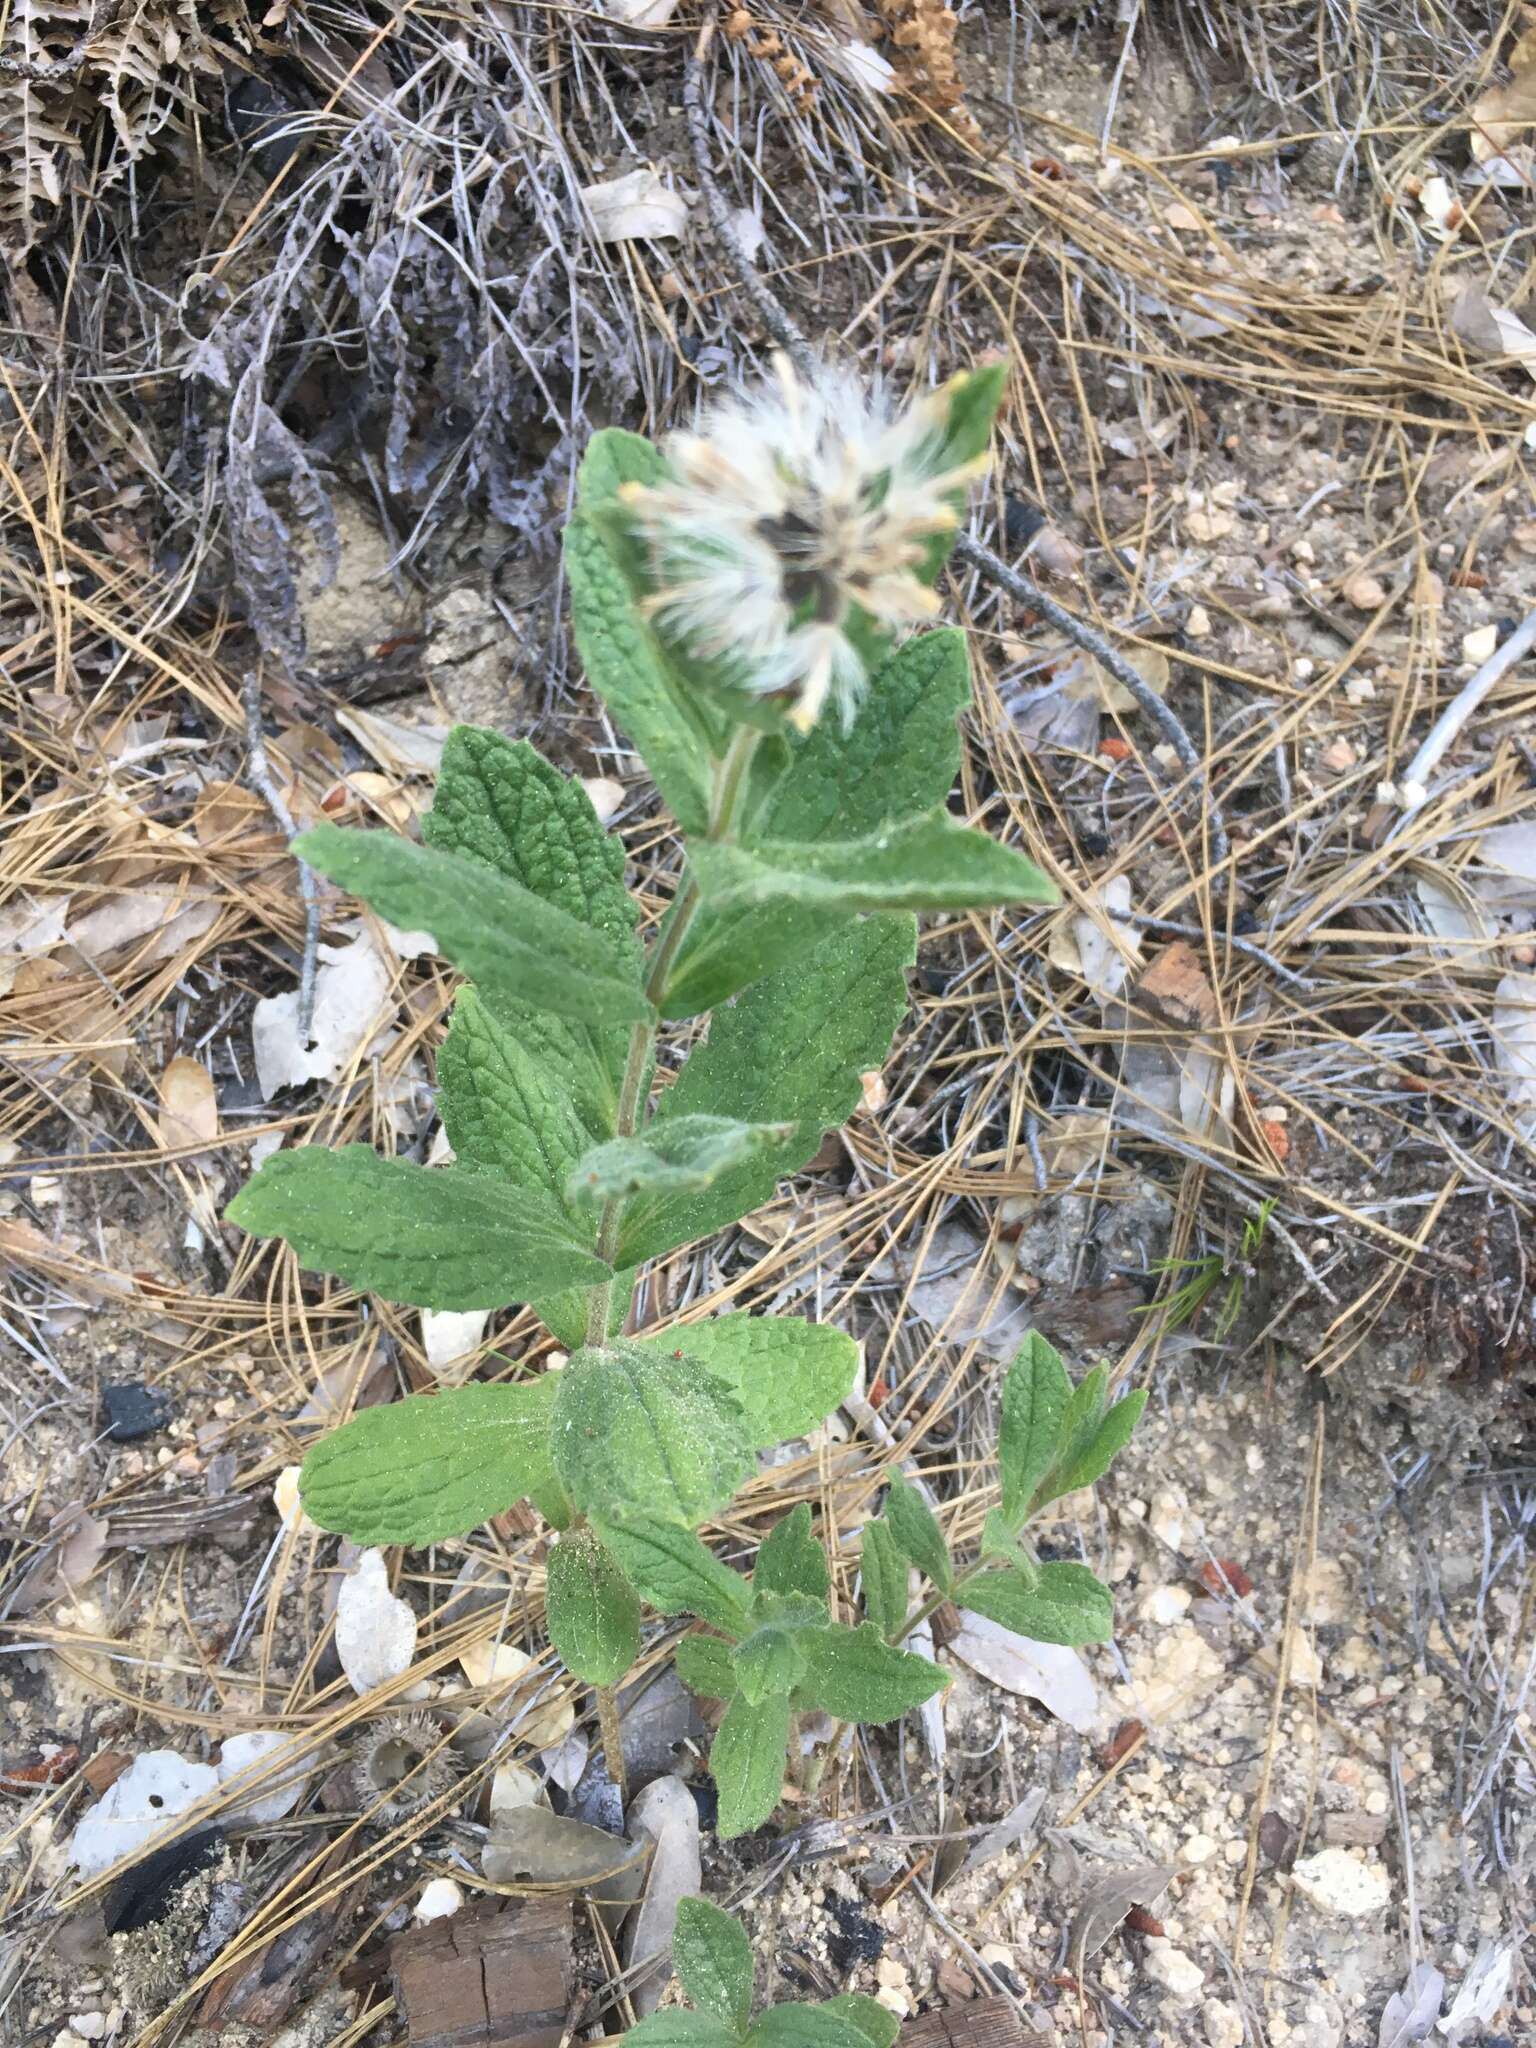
[582,726,762,1347]
[596,1683,628,1803]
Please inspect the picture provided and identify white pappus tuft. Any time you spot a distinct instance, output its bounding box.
[620,355,989,733]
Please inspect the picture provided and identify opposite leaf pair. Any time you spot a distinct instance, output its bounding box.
[631,1896,899,2048]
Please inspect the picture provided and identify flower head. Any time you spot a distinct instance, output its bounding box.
[620,355,991,733]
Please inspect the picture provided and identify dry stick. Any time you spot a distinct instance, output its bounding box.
[683,20,1230,874]
[242,670,320,1038]
[956,532,1230,869]
[1397,604,1536,805]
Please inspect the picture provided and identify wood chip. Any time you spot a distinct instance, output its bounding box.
[900,1995,1052,2048]
[1133,941,1218,1032]
[391,1893,572,2048]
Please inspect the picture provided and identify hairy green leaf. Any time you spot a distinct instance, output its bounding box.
[631,1316,856,1452]
[689,812,1057,918]
[673,1897,754,2034]
[858,1518,908,1641]
[299,1379,556,1545]
[566,1116,791,1222]
[564,509,713,834]
[629,914,916,1260]
[753,1503,830,1603]
[882,1478,952,1594]
[748,2009,877,2048]
[598,1520,752,1635]
[294,824,647,1025]
[712,1688,790,1839]
[1047,1390,1148,1501]
[576,424,668,505]
[662,630,973,1019]
[425,727,638,1128]
[999,1331,1073,1525]
[960,1561,1114,1645]
[675,1630,739,1701]
[796,1622,949,1723]
[732,1623,808,1706]
[775,629,973,842]
[934,362,1010,476]
[625,2015,740,2048]
[817,1997,899,2048]
[439,988,589,1208]
[546,1527,640,1687]
[551,1341,754,1529]
[426,728,635,945]
[227,1146,609,1310]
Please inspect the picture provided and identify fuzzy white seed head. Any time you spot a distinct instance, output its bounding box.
[621,355,988,732]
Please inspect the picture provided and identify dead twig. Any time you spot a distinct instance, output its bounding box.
[242,669,320,1038]
[1397,606,1536,807]
[955,534,1230,870]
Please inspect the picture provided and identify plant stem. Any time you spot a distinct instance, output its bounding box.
[582,725,762,1348]
[801,1722,845,1801]
[596,1683,628,1804]
[896,1566,985,1647]
[707,723,760,840]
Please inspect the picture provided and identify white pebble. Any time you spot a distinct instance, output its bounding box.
[1290,1847,1391,1919]
[336,1550,418,1695]
[70,1751,219,1878]
[1181,1833,1218,1866]
[217,1730,307,1824]
[1143,1938,1205,2003]
[1141,1584,1193,1627]
[1462,624,1498,664]
[67,2021,106,2043]
[1288,1634,1325,1688]
[1203,1998,1244,2048]
[415,1877,463,1922]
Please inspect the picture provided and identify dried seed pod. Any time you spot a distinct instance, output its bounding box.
[351,1714,458,1824]
[722,6,817,109]
[876,0,981,144]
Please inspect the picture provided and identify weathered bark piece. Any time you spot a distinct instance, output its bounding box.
[392,1893,573,2048]
[901,1995,1053,2048]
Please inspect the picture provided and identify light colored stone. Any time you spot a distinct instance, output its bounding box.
[67,2022,106,2044]
[1288,1633,1326,1688]
[217,1730,308,1824]
[489,1761,544,1815]
[1462,623,1498,664]
[1143,1938,1205,2003]
[1141,1584,1193,1627]
[415,1877,463,1922]
[1149,1490,1188,1550]
[420,1308,490,1385]
[1181,1833,1219,1866]
[69,1751,219,1878]
[581,777,626,823]
[336,1550,418,1695]
[1290,1847,1391,1918]
[1202,1998,1244,2048]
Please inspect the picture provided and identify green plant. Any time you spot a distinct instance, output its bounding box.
[226,360,1143,1835]
[1141,1199,1275,1338]
[628,1896,899,2048]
